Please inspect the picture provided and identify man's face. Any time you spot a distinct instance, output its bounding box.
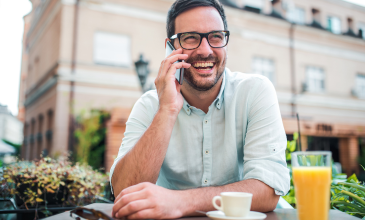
[174,6,227,91]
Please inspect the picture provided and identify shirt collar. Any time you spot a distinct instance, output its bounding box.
[182,69,226,115]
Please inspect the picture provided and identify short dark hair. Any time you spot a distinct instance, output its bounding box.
[166,0,228,39]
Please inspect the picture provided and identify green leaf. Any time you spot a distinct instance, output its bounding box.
[338,182,365,192]
[332,201,365,213]
[293,132,298,141]
[282,194,296,205]
[289,141,296,152]
[347,174,359,183]
[361,164,365,171]
[286,153,291,161]
[340,190,365,208]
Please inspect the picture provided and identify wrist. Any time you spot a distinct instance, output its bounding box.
[176,190,192,216]
[158,105,181,117]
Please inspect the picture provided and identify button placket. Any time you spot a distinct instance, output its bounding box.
[202,112,212,186]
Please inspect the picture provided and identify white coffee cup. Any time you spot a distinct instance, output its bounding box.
[212,192,253,217]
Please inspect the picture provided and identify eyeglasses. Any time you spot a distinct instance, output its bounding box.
[70,207,115,220]
[170,30,230,50]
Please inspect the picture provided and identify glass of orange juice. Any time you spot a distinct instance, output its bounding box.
[291,151,332,220]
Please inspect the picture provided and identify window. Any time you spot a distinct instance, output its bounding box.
[345,18,356,36]
[94,32,131,67]
[327,16,341,34]
[311,8,323,28]
[355,74,365,99]
[244,0,264,13]
[23,123,29,159]
[45,110,53,155]
[30,118,35,160]
[287,6,305,25]
[306,66,325,92]
[252,57,275,83]
[358,22,365,39]
[37,115,43,159]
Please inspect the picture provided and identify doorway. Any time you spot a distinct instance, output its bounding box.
[307,136,340,163]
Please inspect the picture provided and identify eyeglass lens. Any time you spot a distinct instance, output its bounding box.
[180,31,228,49]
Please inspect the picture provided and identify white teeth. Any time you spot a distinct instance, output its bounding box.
[193,62,214,67]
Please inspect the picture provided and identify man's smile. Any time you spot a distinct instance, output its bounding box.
[190,61,216,74]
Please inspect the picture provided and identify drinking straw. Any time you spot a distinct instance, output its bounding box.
[296,113,302,151]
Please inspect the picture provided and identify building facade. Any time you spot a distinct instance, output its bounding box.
[19,0,365,175]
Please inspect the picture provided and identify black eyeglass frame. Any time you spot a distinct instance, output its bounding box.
[70,207,115,220]
[170,30,230,50]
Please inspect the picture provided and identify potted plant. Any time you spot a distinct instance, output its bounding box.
[0,156,109,219]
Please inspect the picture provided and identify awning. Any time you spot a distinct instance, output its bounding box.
[0,140,16,154]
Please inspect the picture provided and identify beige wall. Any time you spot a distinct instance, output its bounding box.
[23,86,57,159]
[26,0,61,90]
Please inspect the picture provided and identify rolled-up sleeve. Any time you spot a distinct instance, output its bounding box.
[109,91,158,192]
[242,77,290,196]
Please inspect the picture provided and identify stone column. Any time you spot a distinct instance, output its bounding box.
[300,135,308,151]
[339,137,359,176]
[105,108,130,173]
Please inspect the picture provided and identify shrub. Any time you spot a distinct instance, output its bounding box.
[0,156,109,209]
[74,110,109,170]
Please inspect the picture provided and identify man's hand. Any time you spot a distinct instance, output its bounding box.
[155,48,191,116]
[112,182,185,219]
[112,179,279,219]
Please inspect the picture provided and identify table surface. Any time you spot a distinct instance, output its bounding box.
[43,203,360,220]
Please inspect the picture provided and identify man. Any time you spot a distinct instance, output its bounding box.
[111,0,290,219]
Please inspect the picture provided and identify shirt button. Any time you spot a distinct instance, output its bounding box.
[205,120,208,124]
[205,150,209,154]
[204,179,208,184]
[187,109,190,112]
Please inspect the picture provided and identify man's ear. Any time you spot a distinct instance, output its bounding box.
[164,38,170,49]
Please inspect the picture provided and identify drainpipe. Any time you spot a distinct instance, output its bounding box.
[68,0,80,155]
[289,23,296,117]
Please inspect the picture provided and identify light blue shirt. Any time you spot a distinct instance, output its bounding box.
[110,68,290,195]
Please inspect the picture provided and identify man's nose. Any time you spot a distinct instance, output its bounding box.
[196,37,213,57]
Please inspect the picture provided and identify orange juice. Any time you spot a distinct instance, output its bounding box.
[292,167,331,220]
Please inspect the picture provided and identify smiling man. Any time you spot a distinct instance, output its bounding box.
[110,0,290,219]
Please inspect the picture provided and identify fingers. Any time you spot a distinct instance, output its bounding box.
[166,47,183,59]
[115,182,147,202]
[115,199,153,218]
[155,61,190,95]
[127,208,157,219]
[160,54,189,77]
[175,80,181,93]
[167,62,191,78]
[113,190,148,216]
[160,48,188,76]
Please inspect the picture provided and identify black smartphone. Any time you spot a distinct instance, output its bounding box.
[165,41,184,85]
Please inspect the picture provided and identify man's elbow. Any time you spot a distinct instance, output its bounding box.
[264,195,280,212]
[111,173,121,197]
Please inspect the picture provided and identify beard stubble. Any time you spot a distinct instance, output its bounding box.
[183,54,227,91]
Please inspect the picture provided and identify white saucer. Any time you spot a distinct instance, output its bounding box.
[206,211,267,220]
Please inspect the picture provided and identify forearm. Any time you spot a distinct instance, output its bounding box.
[112,109,177,196]
[180,179,279,216]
